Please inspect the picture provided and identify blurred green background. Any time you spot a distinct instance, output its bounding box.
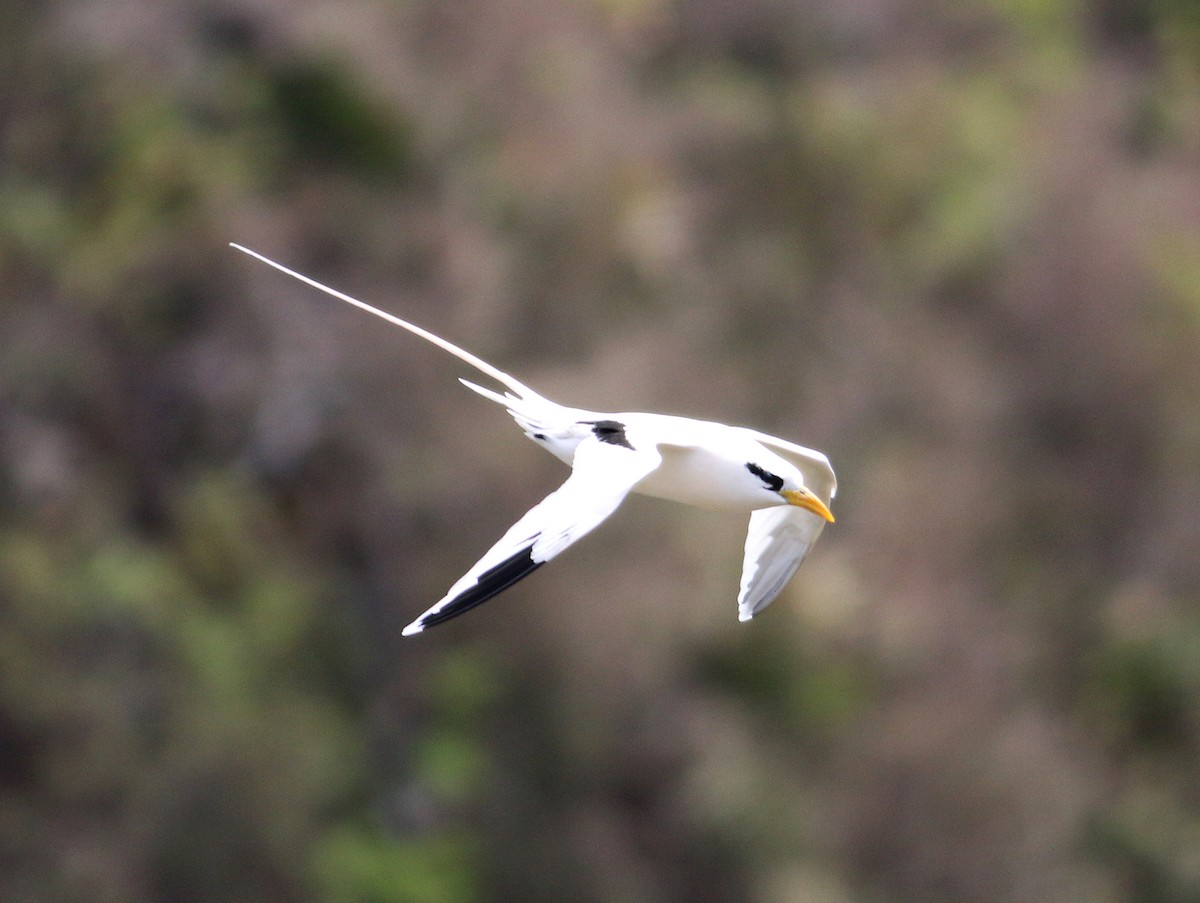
[3,1,1200,901]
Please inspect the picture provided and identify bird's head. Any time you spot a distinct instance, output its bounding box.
[745,462,835,522]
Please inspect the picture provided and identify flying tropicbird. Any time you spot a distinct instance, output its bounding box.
[232,244,837,635]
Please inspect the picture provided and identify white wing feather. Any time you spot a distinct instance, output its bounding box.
[403,437,662,634]
[737,506,829,621]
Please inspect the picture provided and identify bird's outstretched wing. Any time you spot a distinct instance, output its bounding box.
[403,437,662,635]
[737,505,829,621]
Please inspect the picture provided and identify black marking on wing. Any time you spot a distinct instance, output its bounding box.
[585,420,634,450]
[746,462,784,493]
[417,545,545,631]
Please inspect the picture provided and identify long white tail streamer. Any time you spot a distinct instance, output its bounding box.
[230,243,541,401]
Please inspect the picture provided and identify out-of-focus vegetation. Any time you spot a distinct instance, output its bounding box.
[2,1,1200,901]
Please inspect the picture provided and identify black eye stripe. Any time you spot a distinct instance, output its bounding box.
[746,462,784,492]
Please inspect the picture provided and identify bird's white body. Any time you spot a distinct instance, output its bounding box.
[622,419,800,510]
[233,244,836,634]
[640,432,774,510]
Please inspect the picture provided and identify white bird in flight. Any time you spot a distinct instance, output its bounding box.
[232,244,836,635]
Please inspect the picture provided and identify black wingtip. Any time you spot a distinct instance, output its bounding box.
[408,545,545,633]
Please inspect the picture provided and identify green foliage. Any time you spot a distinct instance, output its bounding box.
[267,60,417,183]
[1151,234,1200,326]
[1087,631,1200,750]
[795,71,1028,292]
[411,651,502,803]
[1088,789,1200,903]
[315,828,477,903]
[696,617,871,741]
[984,0,1084,76]
[0,471,368,901]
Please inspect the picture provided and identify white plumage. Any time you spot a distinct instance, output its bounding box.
[232,244,836,635]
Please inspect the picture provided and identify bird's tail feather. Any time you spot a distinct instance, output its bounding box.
[459,378,575,438]
[231,244,545,405]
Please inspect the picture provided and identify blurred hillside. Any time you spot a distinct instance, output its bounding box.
[3,1,1200,901]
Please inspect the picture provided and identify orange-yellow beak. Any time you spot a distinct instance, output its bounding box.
[782,487,835,523]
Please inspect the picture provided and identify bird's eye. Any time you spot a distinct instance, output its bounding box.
[745,462,784,492]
